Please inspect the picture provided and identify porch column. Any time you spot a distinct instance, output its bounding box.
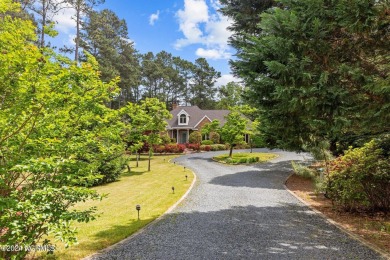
[176,129,179,144]
[187,129,189,143]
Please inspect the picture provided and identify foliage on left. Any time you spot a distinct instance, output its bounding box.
[0,1,127,258]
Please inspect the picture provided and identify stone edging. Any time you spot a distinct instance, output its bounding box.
[83,156,197,260]
[284,172,390,260]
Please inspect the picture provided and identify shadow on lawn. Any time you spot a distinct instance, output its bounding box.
[76,217,157,254]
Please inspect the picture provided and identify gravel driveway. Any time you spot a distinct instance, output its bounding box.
[89,149,383,260]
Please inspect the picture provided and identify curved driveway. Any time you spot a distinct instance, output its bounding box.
[90,149,383,260]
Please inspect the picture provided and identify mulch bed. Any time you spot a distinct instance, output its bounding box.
[285,174,390,255]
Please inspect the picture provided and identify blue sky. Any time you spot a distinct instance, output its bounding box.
[52,0,238,87]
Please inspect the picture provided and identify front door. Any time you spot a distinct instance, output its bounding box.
[180,132,187,144]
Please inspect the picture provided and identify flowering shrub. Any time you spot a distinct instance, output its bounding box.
[325,140,390,212]
[187,143,200,151]
[200,145,211,151]
[152,144,185,154]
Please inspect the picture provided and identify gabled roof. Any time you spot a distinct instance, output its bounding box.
[167,106,230,129]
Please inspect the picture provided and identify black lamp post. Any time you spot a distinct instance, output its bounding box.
[136,204,141,220]
[172,186,175,194]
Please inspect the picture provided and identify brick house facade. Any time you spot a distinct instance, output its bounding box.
[166,106,249,144]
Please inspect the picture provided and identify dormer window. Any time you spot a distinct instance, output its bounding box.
[178,110,189,126]
[179,114,187,124]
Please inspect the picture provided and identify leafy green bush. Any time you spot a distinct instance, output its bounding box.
[201,140,214,145]
[291,161,316,179]
[213,152,276,164]
[189,131,202,144]
[325,140,390,212]
[210,144,227,151]
[251,134,265,148]
[209,132,220,144]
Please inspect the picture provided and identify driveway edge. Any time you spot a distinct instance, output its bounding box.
[83,156,197,260]
[284,173,390,260]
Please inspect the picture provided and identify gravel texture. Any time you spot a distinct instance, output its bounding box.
[89,149,383,260]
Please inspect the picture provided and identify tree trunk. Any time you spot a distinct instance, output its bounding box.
[127,164,131,173]
[229,145,233,157]
[136,152,139,167]
[74,5,80,61]
[40,0,47,48]
[148,149,151,171]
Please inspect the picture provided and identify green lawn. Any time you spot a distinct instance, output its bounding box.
[213,152,278,164]
[39,155,193,259]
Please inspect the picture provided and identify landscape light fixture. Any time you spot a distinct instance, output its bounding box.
[172,186,175,194]
[185,175,188,181]
[184,166,186,171]
[136,204,141,220]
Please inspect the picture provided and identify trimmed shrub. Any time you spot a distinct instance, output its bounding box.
[210,144,227,151]
[189,131,202,144]
[154,145,166,154]
[235,142,250,149]
[151,144,185,154]
[325,140,390,212]
[209,132,220,144]
[201,140,214,145]
[200,145,211,151]
[187,143,200,151]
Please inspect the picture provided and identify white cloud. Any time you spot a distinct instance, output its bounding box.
[175,0,209,48]
[66,34,76,46]
[53,2,76,34]
[196,47,230,59]
[149,10,160,26]
[215,74,241,88]
[175,0,233,60]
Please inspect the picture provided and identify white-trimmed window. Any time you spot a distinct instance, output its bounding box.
[178,110,190,126]
[179,114,187,124]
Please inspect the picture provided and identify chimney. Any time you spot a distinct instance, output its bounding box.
[172,102,178,110]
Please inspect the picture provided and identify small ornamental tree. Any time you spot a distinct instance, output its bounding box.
[221,110,249,157]
[140,98,172,171]
[201,119,220,137]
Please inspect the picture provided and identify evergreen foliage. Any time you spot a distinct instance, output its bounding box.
[221,0,390,152]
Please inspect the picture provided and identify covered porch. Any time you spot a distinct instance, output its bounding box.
[168,128,193,144]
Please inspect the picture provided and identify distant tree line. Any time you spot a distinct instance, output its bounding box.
[11,0,247,110]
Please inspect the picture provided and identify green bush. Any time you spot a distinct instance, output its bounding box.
[291,161,316,179]
[201,140,214,145]
[251,134,265,148]
[96,154,128,185]
[210,144,227,151]
[209,132,220,144]
[189,131,202,144]
[325,140,390,212]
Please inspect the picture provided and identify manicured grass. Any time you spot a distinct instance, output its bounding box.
[39,155,193,260]
[213,152,278,165]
